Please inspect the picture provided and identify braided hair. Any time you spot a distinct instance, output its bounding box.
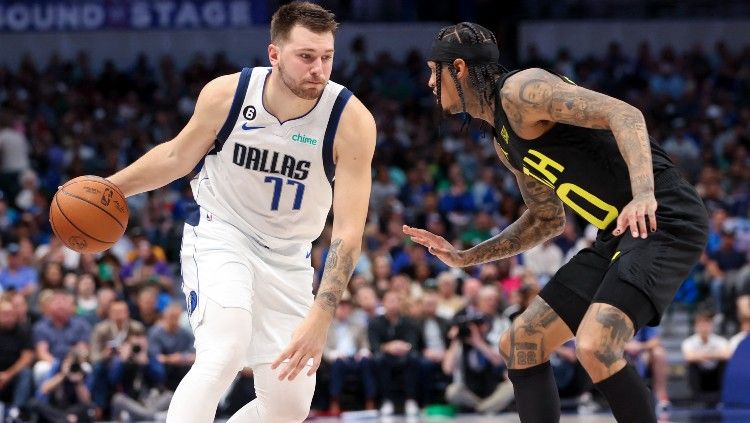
[433,23,504,116]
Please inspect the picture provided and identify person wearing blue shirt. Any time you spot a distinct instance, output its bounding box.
[0,244,37,297]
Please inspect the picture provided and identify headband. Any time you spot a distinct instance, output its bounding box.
[427,39,499,65]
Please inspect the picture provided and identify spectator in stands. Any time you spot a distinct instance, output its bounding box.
[522,239,564,286]
[120,239,172,292]
[414,290,451,404]
[625,326,671,412]
[30,348,96,423]
[729,295,749,354]
[0,243,37,298]
[435,271,463,319]
[89,300,146,412]
[109,332,169,421]
[0,298,33,421]
[131,284,161,330]
[91,287,117,326]
[681,309,730,404]
[32,290,91,385]
[442,288,512,414]
[704,228,746,332]
[455,277,482,319]
[148,303,195,391]
[74,273,98,322]
[368,290,421,417]
[0,111,31,206]
[323,297,375,415]
[351,285,379,328]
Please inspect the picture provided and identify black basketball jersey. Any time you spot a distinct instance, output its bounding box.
[493,69,674,230]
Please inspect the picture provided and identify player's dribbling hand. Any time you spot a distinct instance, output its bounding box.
[402,225,467,267]
[272,307,329,381]
[612,192,658,239]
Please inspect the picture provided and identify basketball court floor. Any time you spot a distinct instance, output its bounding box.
[311,409,750,422]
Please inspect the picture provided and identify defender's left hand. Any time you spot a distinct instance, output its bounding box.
[272,309,330,381]
[612,193,657,238]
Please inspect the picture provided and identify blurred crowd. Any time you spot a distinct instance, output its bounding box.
[0,34,750,420]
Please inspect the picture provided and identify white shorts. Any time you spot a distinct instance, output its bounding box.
[180,208,315,367]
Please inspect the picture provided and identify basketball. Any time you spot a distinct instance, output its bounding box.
[49,175,129,254]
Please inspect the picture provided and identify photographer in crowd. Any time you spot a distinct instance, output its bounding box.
[442,286,513,414]
[109,332,169,421]
[30,347,95,422]
[89,300,145,413]
[147,303,194,391]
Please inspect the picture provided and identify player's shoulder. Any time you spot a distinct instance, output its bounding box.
[336,87,375,130]
[502,68,557,93]
[200,72,243,101]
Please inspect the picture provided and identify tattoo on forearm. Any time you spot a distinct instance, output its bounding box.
[315,239,355,316]
[462,176,564,266]
[593,307,633,369]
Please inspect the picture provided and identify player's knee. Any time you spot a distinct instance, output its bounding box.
[574,335,599,367]
[194,339,246,383]
[575,332,624,370]
[262,389,313,422]
[499,329,512,363]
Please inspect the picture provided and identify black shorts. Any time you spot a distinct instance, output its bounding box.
[540,167,709,332]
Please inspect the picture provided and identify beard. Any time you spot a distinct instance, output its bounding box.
[278,62,325,101]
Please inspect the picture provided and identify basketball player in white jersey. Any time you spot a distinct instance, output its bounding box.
[105,2,375,421]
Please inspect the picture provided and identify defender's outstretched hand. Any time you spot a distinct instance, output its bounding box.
[403,225,467,267]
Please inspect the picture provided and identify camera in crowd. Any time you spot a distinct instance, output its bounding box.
[453,315,490,340]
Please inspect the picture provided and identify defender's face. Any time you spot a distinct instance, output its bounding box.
[271,25,334,100]
[427,61,461,114]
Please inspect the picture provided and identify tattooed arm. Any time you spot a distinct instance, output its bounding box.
[315,97,376,317]
[501,68,657,238]
[272,95,376,380]
[405,145,565,267]
[461,146,565,266]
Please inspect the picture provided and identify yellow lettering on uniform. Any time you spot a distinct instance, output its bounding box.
[557,182,619,229]
[523,150,565,185]
[522,167,555,188]
[611,251,621,262]
[500,126,510,143]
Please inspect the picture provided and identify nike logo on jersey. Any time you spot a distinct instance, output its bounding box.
[241,123,264,130]
[306,250,311,259]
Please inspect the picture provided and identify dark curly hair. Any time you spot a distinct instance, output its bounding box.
[433,23,504,115]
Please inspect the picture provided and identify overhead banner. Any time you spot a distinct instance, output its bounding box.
[0,1,269,32]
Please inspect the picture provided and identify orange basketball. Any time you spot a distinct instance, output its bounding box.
[49,175,129,254]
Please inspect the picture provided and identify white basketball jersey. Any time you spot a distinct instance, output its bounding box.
[191,67,352,250]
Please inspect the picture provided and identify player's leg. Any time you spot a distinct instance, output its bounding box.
[501,244,613,423]
[166,297,252,422]
[167,217,256,423]
[227,249,317,422]
[500,295,573,423]
[225,363,315,423]
[577,171,708,422]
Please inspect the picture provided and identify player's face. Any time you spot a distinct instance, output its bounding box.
[271,25,334,101]
[427,60,461,114]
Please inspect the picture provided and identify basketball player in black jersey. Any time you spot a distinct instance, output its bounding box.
[404,23,708,422]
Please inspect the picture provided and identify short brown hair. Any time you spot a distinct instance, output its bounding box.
[270,1,338,43]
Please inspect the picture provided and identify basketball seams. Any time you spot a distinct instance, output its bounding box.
[53,194,115,244]
[62,178,129,219]
[59,189,125,230]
